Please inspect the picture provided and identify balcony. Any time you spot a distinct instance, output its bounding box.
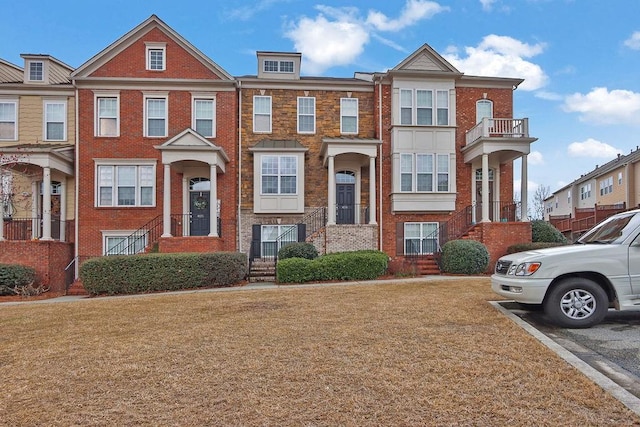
[462,118,537,164]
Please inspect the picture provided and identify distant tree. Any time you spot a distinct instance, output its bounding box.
[532,185,551,220]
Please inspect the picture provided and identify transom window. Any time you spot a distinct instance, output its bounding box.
[145,96,167,137]
[193,98,215,137]
[96,96,118,137]
[261,155,297,195]
[146,45,166,71]
[400,153,449,192]
[263,60,294,73]
[97,164,155,207]
[44,101,66,141]
[400,89,449,126]
[297,97,315,133]
[404,222,438,255]
[28,61,44,81]
[340,98,358,134]
[253,96,272,133]
[0,101,17,140]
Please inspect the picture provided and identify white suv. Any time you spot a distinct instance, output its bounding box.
[492,209,640,328]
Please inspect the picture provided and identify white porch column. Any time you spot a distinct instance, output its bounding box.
[59,177,67,242]
[161,164,172,237]
[369,156,376,224]
[327,155,336,225]
[521,154,529,221]
[31,181,38,239]
[41,167,52,240]
[481,154,490,223]
[209,164,218,237]
[0,198,4,240]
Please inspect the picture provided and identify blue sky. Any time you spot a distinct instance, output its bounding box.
[2,0,640,198]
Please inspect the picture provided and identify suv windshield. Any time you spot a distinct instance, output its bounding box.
[577,211,640,244]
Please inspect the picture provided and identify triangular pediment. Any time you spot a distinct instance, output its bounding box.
[159,128,217,148]
[71,15,233,81]
[155,128,230,164]
[393,44,461,74]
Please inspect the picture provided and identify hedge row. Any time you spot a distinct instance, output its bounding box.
[80,252,247,295]
[276,250,388,283]
[0,264,37,296]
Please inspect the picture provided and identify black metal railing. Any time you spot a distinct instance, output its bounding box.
[335,204,370,225]
[109,215,163,255]
[170,213,222,238]
[2,216,71,241]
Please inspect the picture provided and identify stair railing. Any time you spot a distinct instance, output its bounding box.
[109,215,164,256]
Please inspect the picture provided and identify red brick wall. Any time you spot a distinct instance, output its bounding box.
[158,236,224,253]
[476,222,532,272]
[0,241,73,294]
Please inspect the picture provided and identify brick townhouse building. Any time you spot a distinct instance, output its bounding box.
[0,14,536,292]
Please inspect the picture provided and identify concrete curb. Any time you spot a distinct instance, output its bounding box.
[490,300,640,417]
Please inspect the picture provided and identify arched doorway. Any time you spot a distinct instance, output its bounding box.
[189,177,210,236]
[336,171,355,224]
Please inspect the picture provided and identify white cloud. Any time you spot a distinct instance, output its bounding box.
[624,31,640,50]
[284,1,447,74]
[563,87,640,125]
[366,0,448,32]
[528,151,544,165]
[534,91,562,101]
[479,0,497,11]
[567,138,623,158]
[225,0,291,21]
[443,35,548,91]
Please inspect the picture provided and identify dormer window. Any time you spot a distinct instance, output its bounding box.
[263,60,294,73]
[145,43,166,71]
[28,61,44,81]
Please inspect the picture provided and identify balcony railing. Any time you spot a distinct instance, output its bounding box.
[2,216,72,241]
[466,118,530,145]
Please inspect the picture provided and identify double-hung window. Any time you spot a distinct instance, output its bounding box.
[0,101,17,140]
[193,98,215,137]
[104,233,146,256]
[261,224,297,257]
[436,90,449,125]
[399,89,449,125]
[44,100,66,141]
[580,184,592,200]
[96,96,118,137]
[146,43,166,71]
[416,90,433,125]
[254,96,272,133]
[261,155,297,195]
[400,89,413,125]
[599,177,613,196]
[400,153,449,192]
[340,98,358,134]
[28,61,44,82]
[404,222,438,255]
[145,96,167,137]
[263,60,294,73]
[97,164,155,207]
[297,97,315,133]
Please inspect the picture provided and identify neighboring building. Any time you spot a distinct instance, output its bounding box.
[0,54,75,293]
[0,15,538,291]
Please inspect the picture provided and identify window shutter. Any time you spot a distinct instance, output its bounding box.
[297,223,306,242]
[251,224,261,259]
[396,222,404,256]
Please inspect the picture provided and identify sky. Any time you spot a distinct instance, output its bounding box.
[2,0,640,198]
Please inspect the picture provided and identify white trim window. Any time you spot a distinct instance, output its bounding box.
[400,89,449,125]
[253,96,272,133]
[0,100,17,140]
[580,183,592,200]
[340,98,358,134]
[261,155,297,195]
[436,90,449,125]
[96,96,119,137]
[146,43,166,71]
[400,153,449,192]
[144,96,168,137]
[400,89,413,125]
[104,232,147,256]
[599,176,613,196]
[476,99,493,123]
[297,97,315,133]
[28,61,44,81]
[404,222,438,255]
[416,90,433,125]
[44,100,66,141]
[97,164,155,207]
[618,172,623,185]
[261,224,297,257]
[263,60,294,73]
[193,97,216,138]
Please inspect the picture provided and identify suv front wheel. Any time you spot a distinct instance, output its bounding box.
[543,278,608,328]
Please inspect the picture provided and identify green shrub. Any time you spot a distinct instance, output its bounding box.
[276,250,388,283]
[0,264,37,295]
[506,242,567,254]
[80,252,247,295]
[532,220,567,243]
[278,242,318,260]
[441,240,489,275]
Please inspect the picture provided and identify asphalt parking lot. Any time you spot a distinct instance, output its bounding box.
[497,301,640,400]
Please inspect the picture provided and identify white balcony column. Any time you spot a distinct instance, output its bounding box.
[59,177,67,242]
[369,156,377,224]
[327,155,336,225]
[31,181,38,239]
[521,154,529,221]
[161,163,172,237]
[481,154,490,223]
[208,164,218,237]
[41,167,52,240]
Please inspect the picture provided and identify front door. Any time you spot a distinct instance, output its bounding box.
[475,169,494,221]
[189,191,210,236]
[336,183,355,224]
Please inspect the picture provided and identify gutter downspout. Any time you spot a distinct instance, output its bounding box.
[237,80,242,253]
[377,76,383,251]
[73,82,80,279]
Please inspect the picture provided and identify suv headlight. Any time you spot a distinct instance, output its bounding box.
[509,262,541,276]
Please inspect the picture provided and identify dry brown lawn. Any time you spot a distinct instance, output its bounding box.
[1,278,639,426]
